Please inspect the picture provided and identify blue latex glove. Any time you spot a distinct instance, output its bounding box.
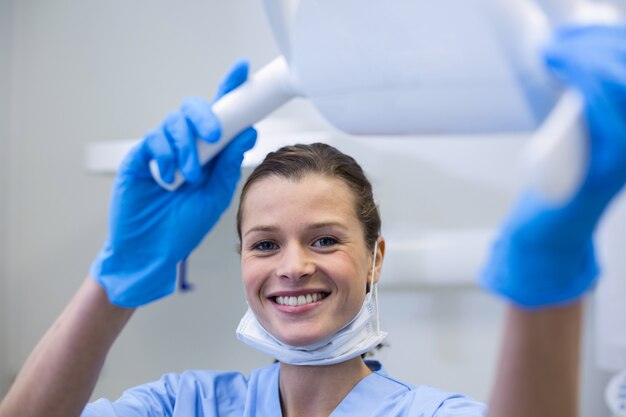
[480,25,626,308]
[90,59,257,308]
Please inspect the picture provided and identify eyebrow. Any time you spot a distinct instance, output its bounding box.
[242,222,348,238]
[243,225,280,238]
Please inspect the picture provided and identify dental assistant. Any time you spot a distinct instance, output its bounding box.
[2,25,626,417]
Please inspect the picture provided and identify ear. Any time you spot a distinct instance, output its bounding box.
[372,236,385,284]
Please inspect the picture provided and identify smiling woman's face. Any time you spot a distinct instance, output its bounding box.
[239,174,377,347]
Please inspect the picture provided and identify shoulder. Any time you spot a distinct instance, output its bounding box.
[409,385,486,417]
[81,364,279,417]
[366,363,486,417]
[379,379,486,417]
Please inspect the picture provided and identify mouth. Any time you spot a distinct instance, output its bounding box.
[270,291,330,307]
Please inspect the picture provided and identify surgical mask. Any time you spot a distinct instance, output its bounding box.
[236,241,387,366]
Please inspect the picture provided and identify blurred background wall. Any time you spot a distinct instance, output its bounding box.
[0,0,620,415]
[0,0,13,397]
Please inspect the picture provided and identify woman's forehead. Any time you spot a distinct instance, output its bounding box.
[240,174,360,230]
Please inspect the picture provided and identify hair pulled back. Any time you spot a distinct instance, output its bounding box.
[236,143,381,250]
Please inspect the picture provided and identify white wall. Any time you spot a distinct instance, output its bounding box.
[0,1,619,415]
[0,0,14,397]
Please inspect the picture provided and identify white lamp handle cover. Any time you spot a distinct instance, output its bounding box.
[149,56,295,191]
[523,90,587,202]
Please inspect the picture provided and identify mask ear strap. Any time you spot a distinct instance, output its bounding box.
[370,240,381,331]
[370,240,378,291]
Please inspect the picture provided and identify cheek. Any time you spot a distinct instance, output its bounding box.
[331,259,369,302]
[241,257,265,303]
[240,258,254,300]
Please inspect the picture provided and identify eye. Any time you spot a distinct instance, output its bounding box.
[312,236,338,248]
[253,240,278,252]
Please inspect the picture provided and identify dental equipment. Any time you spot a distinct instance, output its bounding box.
[149,0,621,203]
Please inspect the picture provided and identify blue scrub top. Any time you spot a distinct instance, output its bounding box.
[82,361,486,417]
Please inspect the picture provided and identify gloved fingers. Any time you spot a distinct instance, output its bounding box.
[180,97,221,144]
[547,44,626,194]
[545,25,626,86]
[551,25,626,53]
[203,127,257,195]
[142,127,177,185]
[542,25,626,140]
[162,112,204,185]
[546,51,626,93]
[213,58,249,102]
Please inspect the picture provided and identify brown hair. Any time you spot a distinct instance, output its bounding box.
[236,143,381,249]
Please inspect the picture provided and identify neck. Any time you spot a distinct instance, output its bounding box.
[278,357,372,417]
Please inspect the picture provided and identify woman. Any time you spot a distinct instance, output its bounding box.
[1,25,625,417]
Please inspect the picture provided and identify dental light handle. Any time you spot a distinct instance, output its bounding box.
[523,0,621,202]
[149,57,295,191]
[523,89,586,202]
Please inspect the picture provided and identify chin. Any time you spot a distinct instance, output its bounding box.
[274,327,335,347]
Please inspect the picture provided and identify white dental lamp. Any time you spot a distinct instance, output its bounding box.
[147,0,620,203]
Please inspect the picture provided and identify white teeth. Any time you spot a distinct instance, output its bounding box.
[275,292,327,306]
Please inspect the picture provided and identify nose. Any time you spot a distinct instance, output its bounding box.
[275,243,315,280]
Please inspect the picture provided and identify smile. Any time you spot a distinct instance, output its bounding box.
[274,292,329,307]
